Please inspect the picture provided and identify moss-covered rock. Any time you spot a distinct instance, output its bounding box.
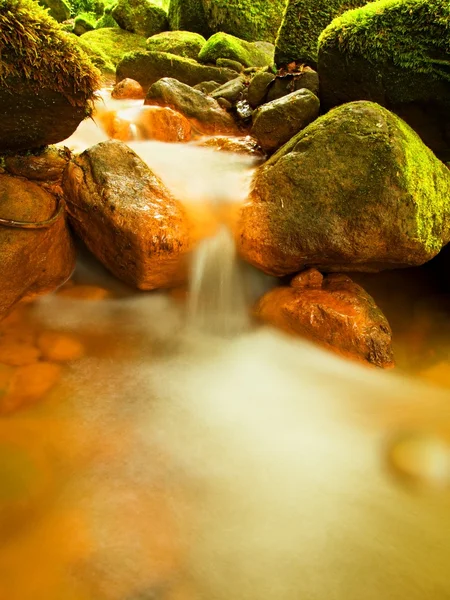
[38,0,70,21]
[167,0,212,38]
[95,10,117,28]
[198,32,273,68]
[237,101,450,276]
[112,0,168,37]
[275,0,370,67]
[201,0,285,43]
[116,50,237,92]
[146,30,206,59]
[73,11,96,34]
[318,0,450,159]
[0,0,100,152]
[78,27,147,74]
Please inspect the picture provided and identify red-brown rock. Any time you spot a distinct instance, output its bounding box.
[111,78,145,100]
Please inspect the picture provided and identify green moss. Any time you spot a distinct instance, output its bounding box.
[95,10,117,27]
[275,0,370,67]
[145,30,205,59]
[112,0,168,37]
[78,27,147,73]
[37,0,70,21]
[319,0,450,82]
[167,0,212,38]
[74,10,96,30]
[68,0,107,17]
[0,0,100,107]
[202,0,285,43]
[199,32,273,68]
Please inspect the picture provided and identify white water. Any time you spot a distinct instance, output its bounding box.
[36,97,450,600]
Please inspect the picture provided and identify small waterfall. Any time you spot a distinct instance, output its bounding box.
[187,225,250,336]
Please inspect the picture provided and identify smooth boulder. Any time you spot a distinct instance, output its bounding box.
[251,88,320,153]
[255,269,394,368]
[237,101,450,275]
[0,174,75,319]
[62,140,194,290]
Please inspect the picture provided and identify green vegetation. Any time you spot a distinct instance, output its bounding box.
[198,32,273,67]
[112,0,168,37]
[68,0,107,16]
[146,30,205,59]
[37,0,70,21]
[319,0,450,82]
[168,0,212,38]
[0,0,100,107]
[74,10,96,32]
[95,10,117,28]
[78,27,147,73]
[275,0,370,66]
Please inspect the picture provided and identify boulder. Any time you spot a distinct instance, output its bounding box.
[116,50,237,93]
[274,0,369,67]
[144,77,239,136]
[247,71,275,108]
[78,28,147,75]
[210,76,246,104]
[193,80,221,94]
[111,77,145,99]
[73,13,95,35]
[251,88,320,154]
[112,0,168,37]
[318,0,450,160]
[37,0,70,21]
[62,140,194,290]
[216,58,243,73]
[255,270,394,368]
[266,67,319,102]
[237,101,450,275]
[95,11,118,29]
[4,147,70,183]
[198,32,273,68]
[0,174,76,319]
[146,30,206,59]
[0,0,100,152]
[168,0,212,38]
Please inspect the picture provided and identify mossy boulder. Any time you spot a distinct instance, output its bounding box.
[146,30,206,59]
[201,0,285,43]
[78,27,147,74]
[0,0,100,152]
[95,11,118,28]
[237,101,450,276]
[37,0,70,21]
[168,0,212,38]
[116,50,237,92]
[73,11,96,34]
[318,0,450,160]
[274,0,370,67]
[198,32,273,68]
[112,0,168,37]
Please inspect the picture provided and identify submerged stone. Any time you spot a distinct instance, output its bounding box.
[116,50,237,93]
[255,270,394,368]
[198,32,274,68]
[237,101,450,275]
[62,140,194,290]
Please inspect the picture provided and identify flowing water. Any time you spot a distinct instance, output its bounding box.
[1,94,450,600]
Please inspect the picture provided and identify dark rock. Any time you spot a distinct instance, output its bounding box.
[266,68,319,102]
[247,71,276,108]
[210,76,246,104]
[216,58,244,73]
[237,101,450,275]
[251,88,320,153]
[193,80,221,94]
[167,0,212,38]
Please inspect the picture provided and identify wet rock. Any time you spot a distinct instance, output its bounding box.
[4,147,70,183]
[217,98,232,110]
[193,80,221,94]
[146,30,206,60]
[274,0,367,67]
[318,0,450,160]
[112,0,168,38]
[216,58,244,73]
[111,78,145,99]
[196,135,264,158]
[0,0,99,152]
[96,105,192,142]
[62,140,194,290]
[0,174,76,320]
[144,77,239,136]
[237,101,450,276]
[116,50,237,93]
[247,71,276,108]
[210,76,246,104]
[266,68,320,102]
[255,270,394,368]
[199,32,273,68]
[235,100,253,123]
[251,88,320,153]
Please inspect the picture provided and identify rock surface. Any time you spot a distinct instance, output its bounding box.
[78,28,147,75]
[266,68,320,102]
[116,50,237,93]
[247,71,276,108]
[111,77,145,99]
[4,147,70,182]
[112,0,168,37]
[251,88,320,153]
[0,174,75,319]
[255,270,394,368]
[144,77,239,136]
[210,76,246,104]
[146,30,206,59]
[37,0,70,21]
[198,32,273,68]
[62,140,194,290]
[318,0,450,160]
[237,101,450,275]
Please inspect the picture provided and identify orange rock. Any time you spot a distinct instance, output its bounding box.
[37,331,85,362]
[111,77,145,100]
[0,174,76,320]
[255,270,394,368]
[56,284,111,300]
[63,140,195,290]
[196,135,264,158]
[4,146,70,183]
[1,362,62,414]
[0,341,40,366]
